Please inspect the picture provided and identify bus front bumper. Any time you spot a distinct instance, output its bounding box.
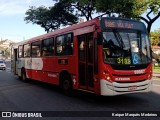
[100,79,152,96]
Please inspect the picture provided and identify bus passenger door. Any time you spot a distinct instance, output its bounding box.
[78,33,94,91]
[12,48,18,75]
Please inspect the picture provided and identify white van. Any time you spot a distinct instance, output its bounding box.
[0,60,6,70]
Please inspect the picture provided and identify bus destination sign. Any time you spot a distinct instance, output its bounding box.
[105,20,134,29]
[102,18,146,32]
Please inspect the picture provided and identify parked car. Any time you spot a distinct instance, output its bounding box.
[0,60,6,70]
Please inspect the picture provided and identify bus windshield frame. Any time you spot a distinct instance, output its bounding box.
[102,29,151,65]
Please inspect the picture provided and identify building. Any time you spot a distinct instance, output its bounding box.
[152,46,160,55]
[0,40,15,59]
[0,40,14,48]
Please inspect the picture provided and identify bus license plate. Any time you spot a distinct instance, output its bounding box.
[128,86,137,91]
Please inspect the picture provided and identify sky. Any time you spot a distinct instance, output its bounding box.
[0,0,54,42]
[0,0,159,42]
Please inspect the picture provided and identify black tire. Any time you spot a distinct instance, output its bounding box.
[21,69,27,82]
[18,76,22,80]
[61,74,73,95]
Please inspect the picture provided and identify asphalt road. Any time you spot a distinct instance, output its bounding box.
[0,61,160,120]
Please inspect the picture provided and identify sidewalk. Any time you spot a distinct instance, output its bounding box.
[152,76,160,80]
[153,72,160,74]
[152,72,160,80]
[152,73,160,80]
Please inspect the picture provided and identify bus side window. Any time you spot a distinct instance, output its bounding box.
[24,44,30,57]
[63,33,73,55]
[79,36,85,61]
[42,38,54,57]
[31,41,41,57]
[56,33,73,56]
[56,35,64,55]
[18,45,23,58]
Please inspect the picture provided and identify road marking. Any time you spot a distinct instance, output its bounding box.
[153,84,160,87]
[152,79,160,81]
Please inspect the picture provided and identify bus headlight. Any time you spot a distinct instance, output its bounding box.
[103,70,111,81]
[148,74,152,80]
[106,76,111,80]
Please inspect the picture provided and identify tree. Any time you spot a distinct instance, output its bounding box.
[25,6,50,32]
[2,48,10,59]
[138,0,160,33]
[24,0,140,31]
[56,0,96,21]
[0,39,7,55]
[25,4,77,32]
[24,0,98,31]
[150,29,160,62]
[150,29,160,46]
[0,39,11,59]
[96,0,148,18]
[150,30,160,62]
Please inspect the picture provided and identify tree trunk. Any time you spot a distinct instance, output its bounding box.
[147,23,151,34]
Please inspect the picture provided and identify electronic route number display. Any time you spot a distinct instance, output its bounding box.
[101,17,147,32]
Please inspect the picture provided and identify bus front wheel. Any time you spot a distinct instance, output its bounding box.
[61,74,73,95]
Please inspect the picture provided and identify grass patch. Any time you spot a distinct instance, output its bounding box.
[153,66,160,72]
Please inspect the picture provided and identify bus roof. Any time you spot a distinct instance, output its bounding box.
[17,18,99,45]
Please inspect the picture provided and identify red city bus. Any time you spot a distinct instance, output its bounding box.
[11,17,152,96]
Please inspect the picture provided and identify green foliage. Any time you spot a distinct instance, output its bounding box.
[25,4,77,32]
[58,0,96,20]
[153,66,160,72]
[2,48,10,59]
[150,29,160,46]
[24,0,160,34]
[25,6,50,31]
[96,0,144,18]
[147,0,160,14]
[25,0,97,31]
[137,0,160,33]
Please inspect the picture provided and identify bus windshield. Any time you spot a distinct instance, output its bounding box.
[102,30,151,65]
